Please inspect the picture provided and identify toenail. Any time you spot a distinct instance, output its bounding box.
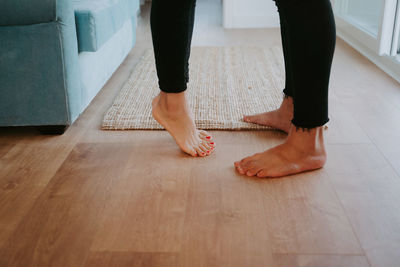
[206,136,211,139]
[207,151,210,153]
[210,142,214,144]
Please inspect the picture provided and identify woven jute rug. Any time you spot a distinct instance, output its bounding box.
[102,46,285,130]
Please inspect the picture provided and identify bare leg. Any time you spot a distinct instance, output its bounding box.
[234,125,326,178]
[152,91,215,157]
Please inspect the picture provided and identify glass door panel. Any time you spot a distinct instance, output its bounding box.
[393,2,400,56]
[334,0,399,55]
[335,0,383,37]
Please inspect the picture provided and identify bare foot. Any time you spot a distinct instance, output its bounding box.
[152,92,215,157]
[243,96,293,133]
[234,125,326,178]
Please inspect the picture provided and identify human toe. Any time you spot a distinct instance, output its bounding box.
[196,149,207,157]
[256,169,270,178]
[199,130,213,141]
[235,164,246,174]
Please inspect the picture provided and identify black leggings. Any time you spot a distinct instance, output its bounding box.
[150,0,336,128]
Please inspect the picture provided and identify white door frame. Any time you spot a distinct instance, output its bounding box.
[333,0,400,83]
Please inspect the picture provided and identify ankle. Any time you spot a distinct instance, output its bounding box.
[278,96,294,116]
[287,125,326,155]
[158,91,189,113]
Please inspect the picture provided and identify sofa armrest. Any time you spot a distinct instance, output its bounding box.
[0,0,73,26]
[0,0,82,126]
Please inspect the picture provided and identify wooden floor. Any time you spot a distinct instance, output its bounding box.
[1,1,400,266]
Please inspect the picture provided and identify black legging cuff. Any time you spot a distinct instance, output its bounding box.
[291,118,329,130]
[283,88,292,98]
[159,81,187,93]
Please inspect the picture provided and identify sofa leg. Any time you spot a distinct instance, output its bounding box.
[36,125,69,135]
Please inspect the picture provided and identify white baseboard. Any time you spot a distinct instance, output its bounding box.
[337,30,400,84]
[224,15,279,29]
[223,0,279,29]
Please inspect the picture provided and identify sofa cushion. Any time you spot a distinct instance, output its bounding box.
[73,0,139,52]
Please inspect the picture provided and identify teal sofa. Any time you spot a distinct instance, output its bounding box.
[0,0,139,134]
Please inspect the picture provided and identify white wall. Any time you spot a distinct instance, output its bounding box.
[223,0,279,28]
